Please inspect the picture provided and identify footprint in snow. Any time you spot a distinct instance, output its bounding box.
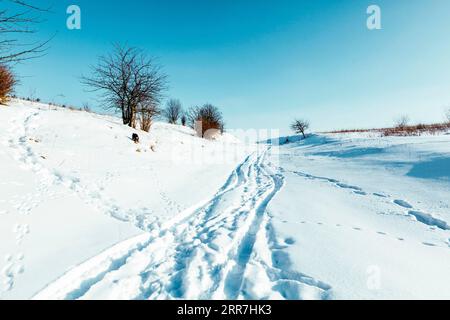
[393,200,413,209]
[284,238,295,245]
[13,224,30,245]
[422,242,437,247]
[373,193,388,198]
[1,253,25,292]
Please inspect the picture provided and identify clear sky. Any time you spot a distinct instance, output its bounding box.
[10,0,450,134]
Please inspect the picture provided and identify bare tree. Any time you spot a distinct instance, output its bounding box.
[291,119,310,139]
[82,44,168,128]
[187,104,225,138]
[0,64,16,104]
[446,108,450,123]
[395,115,410,129]
[181,114,187,126]
[163,99,182,124]
[0,1,51,63]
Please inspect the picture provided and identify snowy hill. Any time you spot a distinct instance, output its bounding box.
[1,100,449,300]
[0,100,251,299]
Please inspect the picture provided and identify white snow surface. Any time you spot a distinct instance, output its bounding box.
[1,100,449,300]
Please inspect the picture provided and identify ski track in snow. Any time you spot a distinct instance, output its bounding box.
[33,148,333,300]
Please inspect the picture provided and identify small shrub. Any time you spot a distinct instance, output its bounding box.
[395,115,410,129]
[0,65,16,105]
[83,103,91,113]
[163,99,182,124]
[138,102,160,132]
[187,104,225,138]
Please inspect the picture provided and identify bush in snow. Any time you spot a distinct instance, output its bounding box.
[291,119,310,139]
[83,102,91,113]
[138,101,160,132]
[181,114,187,126]
[163,99,182,124]
[395,115,410,129]
[187,104,225,138]
[0,65,16,105]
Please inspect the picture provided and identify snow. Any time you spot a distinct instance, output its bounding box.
[266,133,450,299]
[0,100,251,299]
[1,100,449,300]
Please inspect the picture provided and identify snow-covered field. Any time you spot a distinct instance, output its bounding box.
[1,100,449,300]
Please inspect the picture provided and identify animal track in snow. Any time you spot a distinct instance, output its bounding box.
[13,224,30,245]
[287,219,447,249]
[1,253,25,292]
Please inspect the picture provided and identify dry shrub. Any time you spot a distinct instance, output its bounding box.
[0,65,16,104]
[394,115,410,129]
[140,113,152,132]
[138,102,160,132]
[382,123,450,137]
[163,99,182,124]
[326,122,450,137]
[187,104,224,138]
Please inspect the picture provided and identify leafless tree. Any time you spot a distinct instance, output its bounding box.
[82,44,168,128]
[0,64,16,104]
[291,119,310,139]
[0,0,51,63]
[181,114,187,126]
[187,104,225,138]
[446,108,450,123]
[163,99,182,124]
[395,115,410,129]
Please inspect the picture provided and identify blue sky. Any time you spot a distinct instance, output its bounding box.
[11,0,450,133]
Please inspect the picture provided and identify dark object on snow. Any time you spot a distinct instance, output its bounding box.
[132,133,140,144]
